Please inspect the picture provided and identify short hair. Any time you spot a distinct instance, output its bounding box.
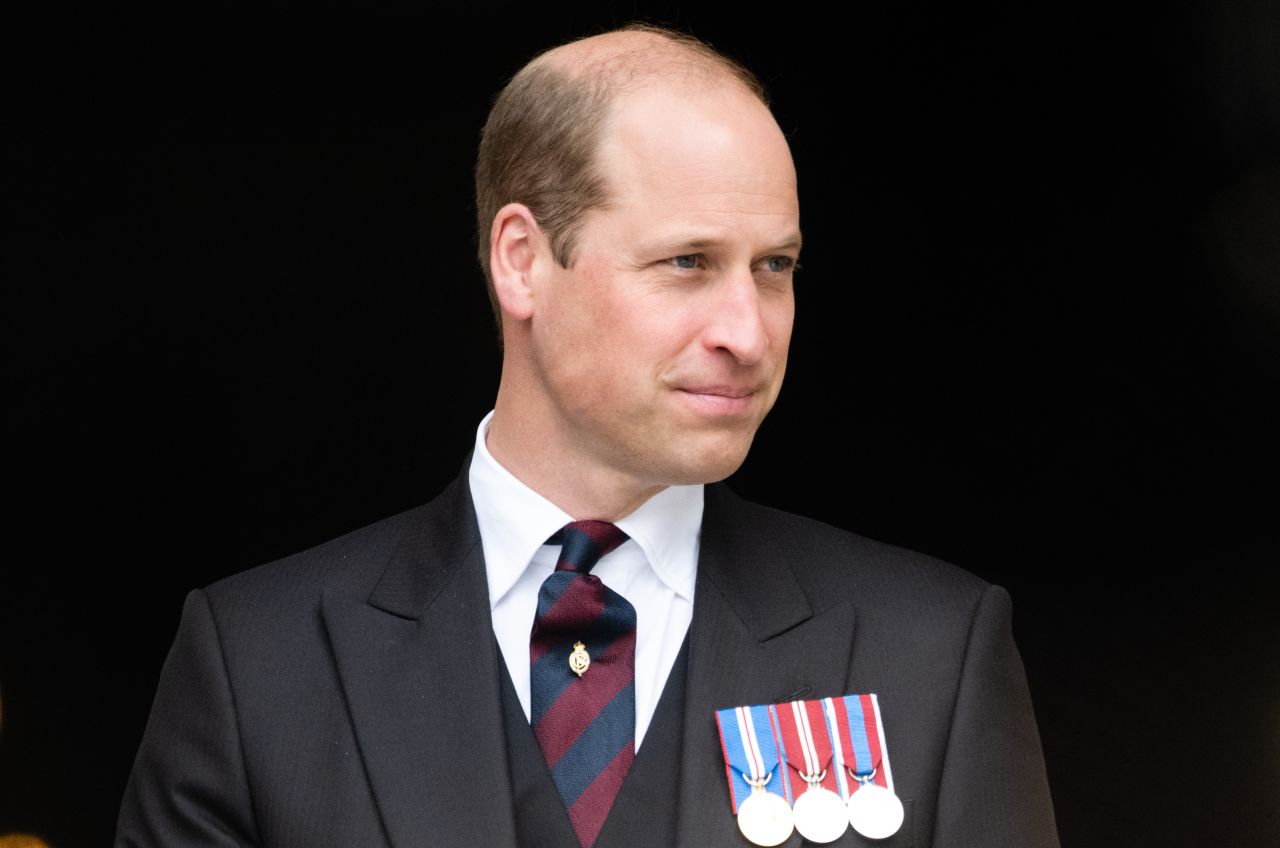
[473,23,769,332]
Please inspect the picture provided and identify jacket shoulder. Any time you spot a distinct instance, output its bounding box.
[204,504,427,608]
[707,484,992,616]
[204,468,474,611]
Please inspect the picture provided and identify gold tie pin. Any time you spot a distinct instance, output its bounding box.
[569,641,590,677]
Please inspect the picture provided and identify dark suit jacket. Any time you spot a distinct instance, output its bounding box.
[116,471,1058,847]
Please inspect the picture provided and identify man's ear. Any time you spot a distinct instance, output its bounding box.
[489,203,545,322]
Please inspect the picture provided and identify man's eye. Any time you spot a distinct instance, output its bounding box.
[762,256,795,273]
[670,255,699,269]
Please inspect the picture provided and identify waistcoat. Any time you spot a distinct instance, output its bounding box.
[499,637,691,848]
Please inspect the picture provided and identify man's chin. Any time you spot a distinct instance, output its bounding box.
[655,434,757,486]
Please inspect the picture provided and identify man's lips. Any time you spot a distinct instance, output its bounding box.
[673,384,762,415]
[676,384,756,399]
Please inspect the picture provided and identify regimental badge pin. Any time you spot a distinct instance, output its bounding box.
[569,641,590,677]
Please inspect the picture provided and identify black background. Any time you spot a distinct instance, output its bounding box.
[4,5,1278,846]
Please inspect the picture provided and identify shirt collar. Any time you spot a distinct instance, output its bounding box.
[468,410,702,610]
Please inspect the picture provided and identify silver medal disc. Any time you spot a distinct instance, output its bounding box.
[793,785,848,843]
[737,789,795,847]
[847,783,905,840]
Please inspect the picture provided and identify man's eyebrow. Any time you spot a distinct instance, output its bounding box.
[639,233,804,255]
[660,238,716,253]
[770,234,804,253]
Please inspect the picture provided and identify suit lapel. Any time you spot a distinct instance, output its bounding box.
[676,485,857,848]
[320,473,857,847]
[322,471,519,848]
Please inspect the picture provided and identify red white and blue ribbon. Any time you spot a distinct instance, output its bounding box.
[825,693,894,796]
[774,698,841,800]
[714,704,789,813]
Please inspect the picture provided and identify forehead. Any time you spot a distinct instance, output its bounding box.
[593,80,799,227]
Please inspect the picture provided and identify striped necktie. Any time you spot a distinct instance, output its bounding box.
[530,520,636,848]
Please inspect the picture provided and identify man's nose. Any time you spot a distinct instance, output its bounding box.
[702,268,771,365]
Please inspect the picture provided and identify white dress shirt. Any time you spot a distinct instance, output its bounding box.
[468,411,700,749]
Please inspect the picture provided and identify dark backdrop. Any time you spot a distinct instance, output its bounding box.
[4,6,1278,847]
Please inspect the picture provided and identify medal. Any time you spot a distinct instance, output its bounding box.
[737,774,795,846]
[775,699,848,843]
[792,774,847,843]
[847,777,905,840]
[828,693,903,840]
[714,704,794,846]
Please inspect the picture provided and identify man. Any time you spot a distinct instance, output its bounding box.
[117,25,1058,848]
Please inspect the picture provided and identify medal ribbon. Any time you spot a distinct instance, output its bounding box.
[827,693,893,795]
[820,697,851,800]
[774,698,840,801]
[714,704,788,814]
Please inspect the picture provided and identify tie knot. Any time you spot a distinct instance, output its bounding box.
[548,520,629,574]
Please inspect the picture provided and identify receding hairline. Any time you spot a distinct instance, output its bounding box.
[526,25,769,108]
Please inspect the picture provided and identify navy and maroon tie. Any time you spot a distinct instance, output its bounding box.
[530,520,636,848]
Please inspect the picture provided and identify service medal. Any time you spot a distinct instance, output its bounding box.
[714,705,793,846]
[847,783,905,840]
[792,783,848,843]
[737,784,795,847]
[774,698,850,843]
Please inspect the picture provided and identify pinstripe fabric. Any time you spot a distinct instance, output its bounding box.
[530,521,635,848]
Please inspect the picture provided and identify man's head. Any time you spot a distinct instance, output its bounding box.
[474,24,770,328]
[480,26,801,517]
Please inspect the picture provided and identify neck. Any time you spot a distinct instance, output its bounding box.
[487,391,665,522]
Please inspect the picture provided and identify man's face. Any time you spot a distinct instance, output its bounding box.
[527,80,800,491]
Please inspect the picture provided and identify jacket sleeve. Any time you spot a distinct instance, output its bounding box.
[931,585,1060,848]
[116,589,261,847]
